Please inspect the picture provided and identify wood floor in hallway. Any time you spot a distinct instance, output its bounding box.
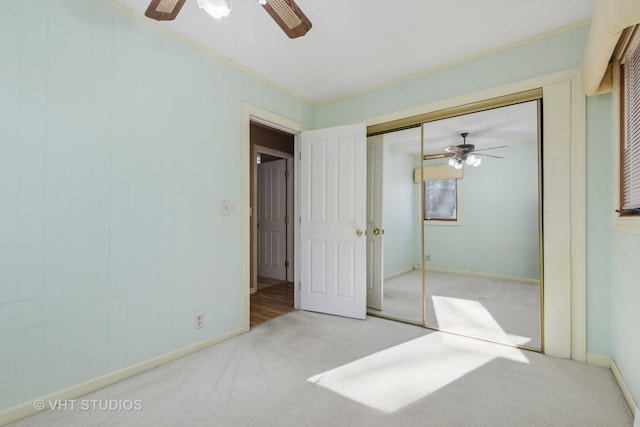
[250,282,295,327]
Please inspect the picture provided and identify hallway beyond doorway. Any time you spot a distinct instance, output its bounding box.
[250,280,295,327]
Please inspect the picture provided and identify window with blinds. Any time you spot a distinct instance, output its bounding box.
[621,28,640,214]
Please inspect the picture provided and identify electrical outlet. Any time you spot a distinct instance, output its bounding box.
[195,313,204,329]
[425,254,431,261]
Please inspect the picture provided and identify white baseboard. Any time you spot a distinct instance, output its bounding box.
[582,354,637,423]
[384,267,414,281]
[586,352,611,368]
[611,357,639,417]
[0,328,244,426]
[413,265,539,284]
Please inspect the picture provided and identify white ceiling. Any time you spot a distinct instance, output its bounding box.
[111,0,595,104]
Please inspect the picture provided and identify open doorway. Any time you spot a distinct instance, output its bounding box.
[250,122,295,327]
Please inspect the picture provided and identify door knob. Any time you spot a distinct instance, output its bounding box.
[373,228,381,235]
[355,229,364,237]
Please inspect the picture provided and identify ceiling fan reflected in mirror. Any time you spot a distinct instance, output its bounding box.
[423,132,506,169]
[144,0,312,38]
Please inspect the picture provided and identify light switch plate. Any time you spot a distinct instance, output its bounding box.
[222,200,231,216]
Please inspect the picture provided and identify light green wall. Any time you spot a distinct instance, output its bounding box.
[0,0,313,411]
[381,140,420,276]
[585,93,639,403]
[585,94,613,357]
[423,142,540,280]
[611,232,640,403]
[315,26,589,128]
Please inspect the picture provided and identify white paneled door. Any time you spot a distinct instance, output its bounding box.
[257,158,288,281]
[300,124,367,319]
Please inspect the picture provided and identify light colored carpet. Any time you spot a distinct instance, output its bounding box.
[379,270,541,348]
[10,311,632,427]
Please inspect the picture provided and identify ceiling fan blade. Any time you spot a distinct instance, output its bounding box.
[423,153,453,160]
[261,0,313,39]
[145,0,186,21]
[474,145,508,152]
[443,145,461,153]
[475,153,503,159]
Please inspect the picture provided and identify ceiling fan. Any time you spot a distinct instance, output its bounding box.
[144,0,312,39]
[423,132,505,169]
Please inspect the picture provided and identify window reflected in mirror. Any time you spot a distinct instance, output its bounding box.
[424,179,457,221]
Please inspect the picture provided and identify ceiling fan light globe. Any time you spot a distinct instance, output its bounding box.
[473,157,482,167]
[454,161,463,170]
[466,154,476,166]
[448,158,456,167]
[197,0,232,19]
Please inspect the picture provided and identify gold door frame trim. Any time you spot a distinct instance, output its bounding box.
[367,88,543,136]
[420,124,427,327]
[537,99,545,354]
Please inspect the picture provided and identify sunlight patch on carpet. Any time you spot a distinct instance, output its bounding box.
[307,332,529,413]
[432,295,533,346]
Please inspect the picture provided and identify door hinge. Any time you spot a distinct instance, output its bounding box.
[284,170,290,178]
[285,260,289,268]
[285,215,290,224]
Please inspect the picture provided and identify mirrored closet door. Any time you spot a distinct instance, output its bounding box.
[366,127,424,325]
[367,99,543,351]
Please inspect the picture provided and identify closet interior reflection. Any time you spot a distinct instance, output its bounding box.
[366,100,542,351]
